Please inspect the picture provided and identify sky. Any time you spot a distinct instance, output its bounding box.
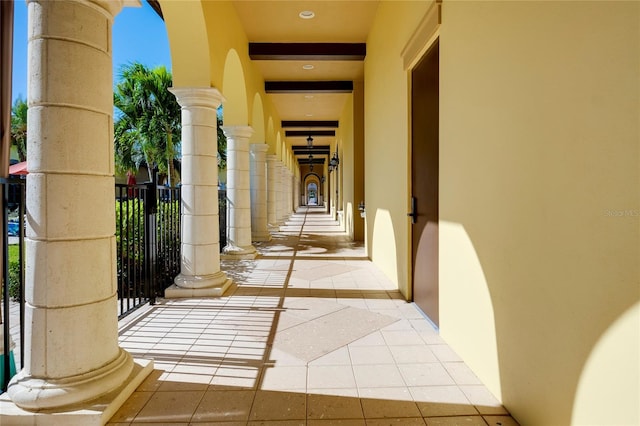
[11,0,172,103]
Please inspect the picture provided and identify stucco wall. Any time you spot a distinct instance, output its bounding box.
[439,1,639,425]
[365,1,431,295]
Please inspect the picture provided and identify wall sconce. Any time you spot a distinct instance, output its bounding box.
[358,201,365,218]
[328,151,339,172]
[321,176,325,183]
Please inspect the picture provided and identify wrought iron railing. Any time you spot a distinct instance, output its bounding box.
[115,182,181,319]
[2,181,230,391]
[1,177,25,392]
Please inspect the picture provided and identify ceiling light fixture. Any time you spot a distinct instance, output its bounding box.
[302,64,315,70]
[304,95,314,99]
[299,10,315,19]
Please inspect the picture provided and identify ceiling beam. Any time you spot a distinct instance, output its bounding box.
[298,158,326,165]
[286,130,335,137]
[249,43,366,61]
[282,121,339,128]
[265,81,353,93]
[292,149,331,156]
[292,144,331,151]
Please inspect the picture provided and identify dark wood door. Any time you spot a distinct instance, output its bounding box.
[411,40,439,326]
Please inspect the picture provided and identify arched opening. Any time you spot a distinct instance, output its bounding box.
[307,182,318,206]
[302,173,323,207]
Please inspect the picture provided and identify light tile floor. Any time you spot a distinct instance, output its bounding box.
[108,207,519,426]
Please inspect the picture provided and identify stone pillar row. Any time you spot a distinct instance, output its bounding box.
[166,87,231,296]
[250,144,271,241]
[222,126,257,259]
[275,161,285,225]
[266,154,278,229]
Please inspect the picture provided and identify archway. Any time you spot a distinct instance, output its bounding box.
[303,173,322,207]
[307,182,318,205]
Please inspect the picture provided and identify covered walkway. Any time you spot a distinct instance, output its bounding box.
[108,207,517,425]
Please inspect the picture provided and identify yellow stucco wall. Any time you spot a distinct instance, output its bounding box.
[339,83,365,242]
[201,1,281,147]
[339,93,355,239]
[365,1,431,295]
[439,1,639,425]
[160,0,210,87]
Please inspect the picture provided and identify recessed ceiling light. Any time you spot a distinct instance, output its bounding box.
[305,113,313,117]
[302,64,315,70]
[304,95,314,99]
[299,10,315,19]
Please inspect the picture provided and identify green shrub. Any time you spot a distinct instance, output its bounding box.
[8,261,21,300]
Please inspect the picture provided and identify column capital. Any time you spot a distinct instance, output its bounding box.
[222,125,254,139]
[169,87,225,109]
[250,143,269,153]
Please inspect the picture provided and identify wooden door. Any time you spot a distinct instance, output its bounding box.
[411,40,439,326]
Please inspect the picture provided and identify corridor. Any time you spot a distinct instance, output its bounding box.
[108,207,518,425]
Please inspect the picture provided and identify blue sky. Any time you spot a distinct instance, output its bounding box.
[11,0,172,103]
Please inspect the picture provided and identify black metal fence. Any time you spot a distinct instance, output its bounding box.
[1,177,25,392]
[115,182,181,319]
[219,189,227,249]
[2,180,229,392]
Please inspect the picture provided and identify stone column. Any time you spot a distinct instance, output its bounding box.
[250,143,271,241]
[222,126,257,259]
[266,154,278,229]
[294,176,300,210]
[165,87,231,297]
[275,161,285,224]
[6,0,148,413]
[294,176,298,209]
[286,169,293,215]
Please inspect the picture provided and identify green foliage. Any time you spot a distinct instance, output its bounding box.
[115,198,146,266]
[1,245,23,301]
[11,97,28,162]
[114,63,181,185]
[217,107,227,170]
[8,262,21,300]
[115,197,181,292]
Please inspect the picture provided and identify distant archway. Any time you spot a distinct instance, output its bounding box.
[303,173,322,207]
[307,183,318,205]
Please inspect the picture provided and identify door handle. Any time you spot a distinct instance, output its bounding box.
[407,196,417,224]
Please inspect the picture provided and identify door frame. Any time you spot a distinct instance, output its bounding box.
[402,1,441,309]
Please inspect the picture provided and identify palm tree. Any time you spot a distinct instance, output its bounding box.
[217,106,227,169]
[114,63,180,185]
[10,97,27,162]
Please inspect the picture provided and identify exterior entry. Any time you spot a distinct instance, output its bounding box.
[410,40,439,326]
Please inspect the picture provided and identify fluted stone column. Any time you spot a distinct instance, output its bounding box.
[222,126,257,259]
[250,143,271,241]
[266,154,278,229]
[165,87,231,297]
[5,0,150,415]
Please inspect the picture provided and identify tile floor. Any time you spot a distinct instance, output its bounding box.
[108,207,519,426]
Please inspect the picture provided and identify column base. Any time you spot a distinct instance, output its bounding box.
[221,244,258,260]
[167,271,232,297]
[252,231,272,242]
[1,358,153,425]
[268,223,280,231]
